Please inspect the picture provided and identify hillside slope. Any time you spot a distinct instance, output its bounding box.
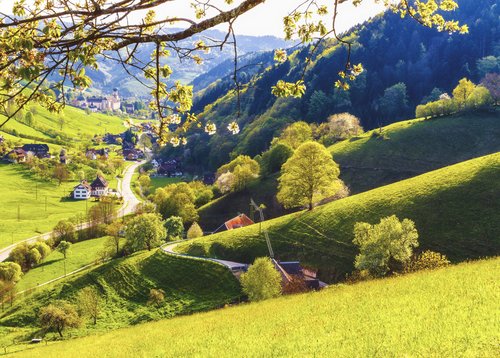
[197,111,500,230]
[10,258,499,357]
[180,153,500,281]
[332,110,500,193]
[0,250,241,347]
[0,104,125,150]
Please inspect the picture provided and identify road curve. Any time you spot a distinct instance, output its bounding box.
[162,242,248,272]
[0,160,145,262]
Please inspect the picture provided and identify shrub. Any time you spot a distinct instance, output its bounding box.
[406,250,450,272]
[148,288,165,307]
[187,222,203,239]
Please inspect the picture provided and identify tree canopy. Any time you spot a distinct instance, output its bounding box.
[0,0,467,144]
[277,141,340,210]
[125,213,166,251]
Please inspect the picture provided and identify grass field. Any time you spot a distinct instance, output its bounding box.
[0,163,121,249]
[0,104,125,149]
[178,153,500,282]
[149,176,182,192]
[0,250,241,349]
[0,164,94,249]
[8,257,499,357]
[330,110,500,193]
[16,236,111,292]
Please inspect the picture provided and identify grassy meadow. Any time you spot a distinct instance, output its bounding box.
[7,257,499,357]
[0,163,100,249]
[16,236,111,292]
[0,104,125,149]
[330,111,500,193]
[178,153,500,281]
[0,250,242,349]
[149,176,182,192]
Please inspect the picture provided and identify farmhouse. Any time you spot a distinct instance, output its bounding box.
[90,175,109,197]
[73,181,91,200]
[5,148,27,163]
[22,144,50,158]
[224,214,254,230]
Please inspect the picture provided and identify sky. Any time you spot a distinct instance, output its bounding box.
[2,0,386,38]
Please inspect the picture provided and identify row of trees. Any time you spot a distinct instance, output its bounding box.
[415,76,497,119]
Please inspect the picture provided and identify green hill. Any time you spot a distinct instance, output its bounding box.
[331,111,500,193]
[179,152,500,281]
[197,111,500,231]
[0,250,241,348]
[8,257,499,357]
[0,104,125,150]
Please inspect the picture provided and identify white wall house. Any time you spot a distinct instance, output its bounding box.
[73,183,91,200]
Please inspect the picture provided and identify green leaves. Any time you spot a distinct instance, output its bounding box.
[271,80,306,98]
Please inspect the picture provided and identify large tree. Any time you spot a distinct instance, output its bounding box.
[125,213,166,252]
[240,257,282,302]
[277,141,340,210]
[39,301,81,337]
[353,215,419,277]
[0,0,466,143]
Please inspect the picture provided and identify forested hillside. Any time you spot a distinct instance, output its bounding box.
[163,0,499,171]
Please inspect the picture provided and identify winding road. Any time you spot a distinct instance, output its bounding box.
[0,160,144,262]
[162,242,248,273]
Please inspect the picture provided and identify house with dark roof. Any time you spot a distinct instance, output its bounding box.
[5,148,27,163]
[22,144,50,158]
[90,175,109,197]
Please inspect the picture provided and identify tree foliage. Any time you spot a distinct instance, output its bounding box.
[77,287,101,325]
[353,215,419,277]
[39,301,81,337]
[278,121,312,149]
[277,141,340,210]
[187,222,204,240]
[241,257,282,302]
[0,0,466,142]
[56,240,72,259]
[0,262,22,283]
[153,183,199,224]
[216,155,260,193]
[125,213,166,252]
[164,216,184,241]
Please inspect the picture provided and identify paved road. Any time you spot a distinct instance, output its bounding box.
[162,242,248,273]
[0,160,145,262]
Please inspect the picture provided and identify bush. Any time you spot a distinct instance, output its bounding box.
[406,250,450,272]
[187,222,203,239]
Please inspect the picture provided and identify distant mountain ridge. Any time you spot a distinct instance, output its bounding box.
[87,29,291,98]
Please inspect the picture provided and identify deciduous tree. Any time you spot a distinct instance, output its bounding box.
[187,222,204,239]
[353,215,419,277]
[277,141,340,210]
[164,216,184,241]
[77,287,101,325]
[39,301,81,337]
[241,257,282,302]
[125,213,166,252]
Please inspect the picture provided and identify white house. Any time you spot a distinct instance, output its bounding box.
[73,181,91,200]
